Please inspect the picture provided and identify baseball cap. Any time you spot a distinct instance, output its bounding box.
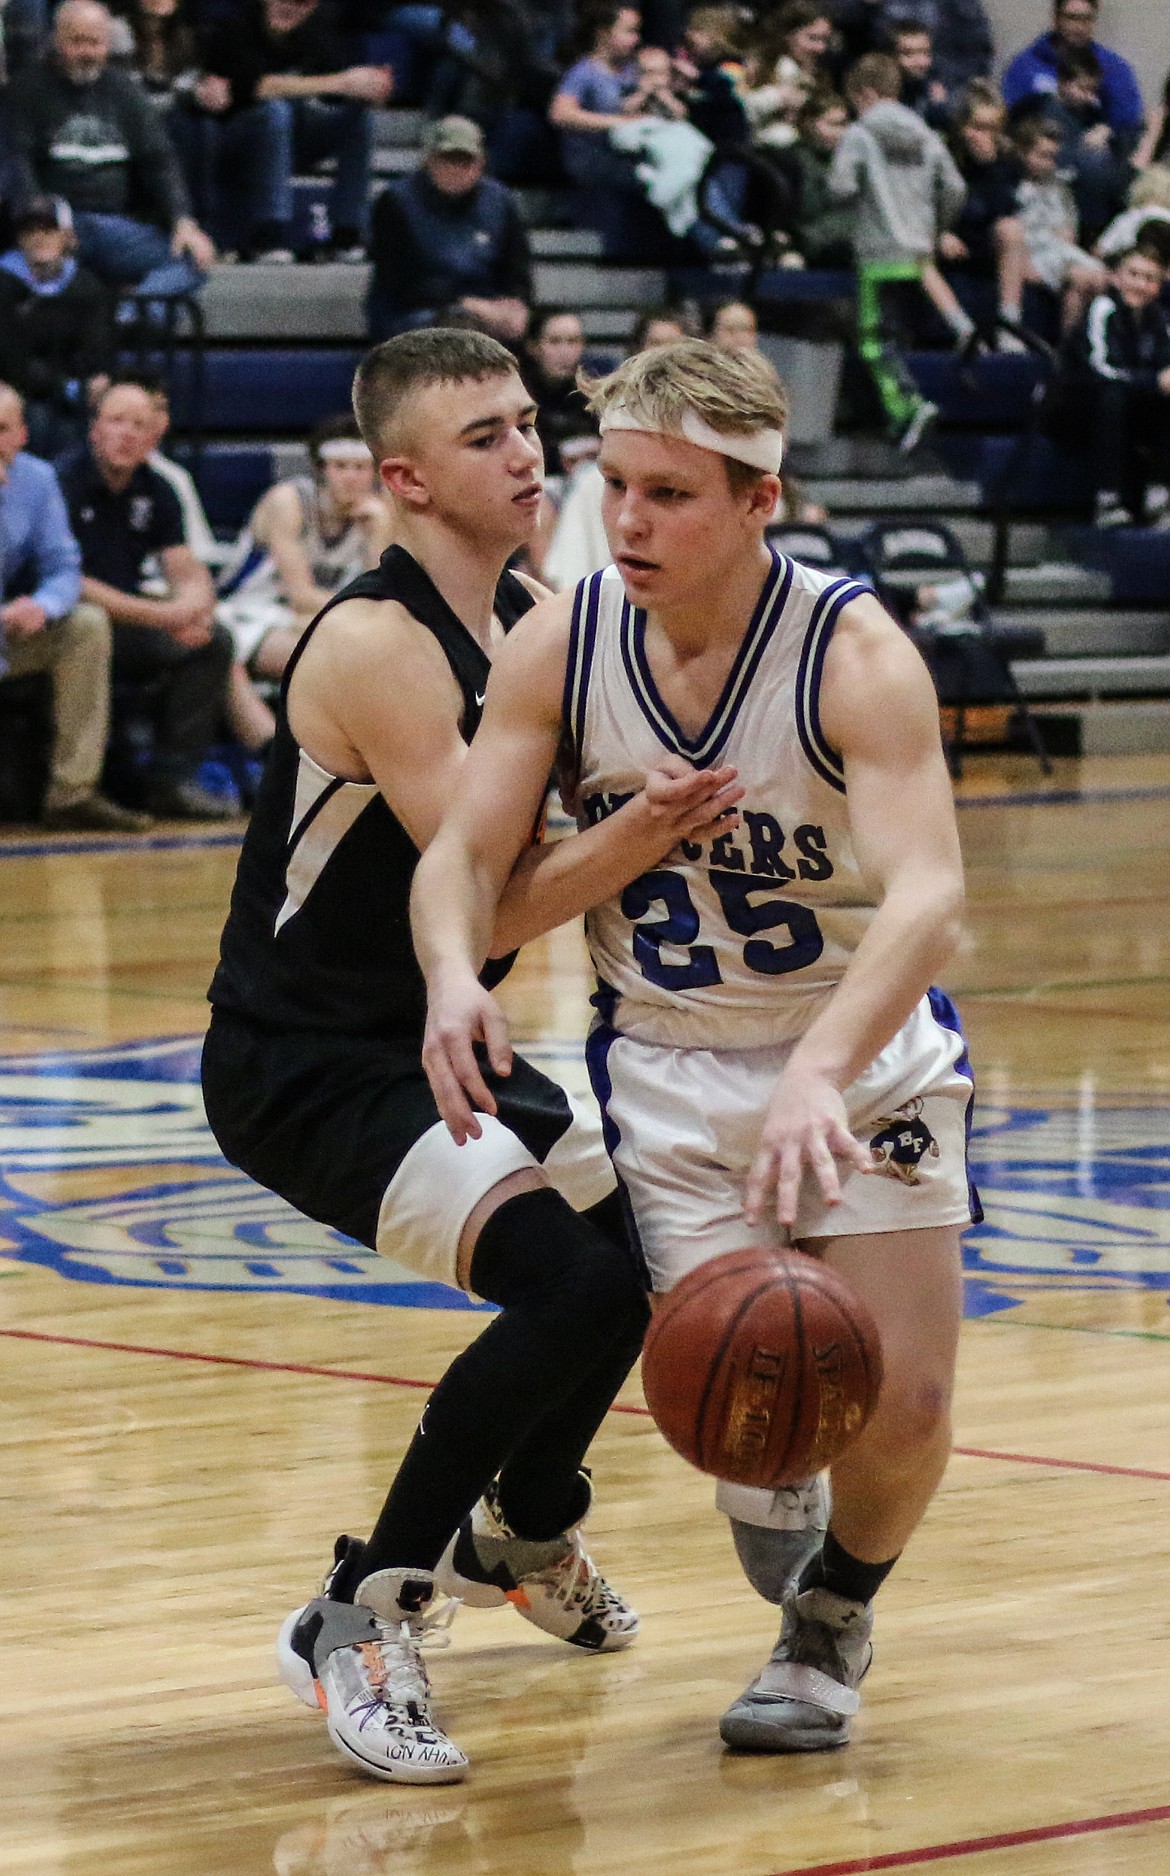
[14,195,72,234]
[422,116,485,159]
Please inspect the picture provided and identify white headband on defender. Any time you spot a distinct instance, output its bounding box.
[318,439,373,463]
[599,404,784,473]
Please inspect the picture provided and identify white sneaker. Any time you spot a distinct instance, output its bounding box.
[435,1477,638,1652]
[720,1583,874,1753]
[277,1547,468,1785]
[1094,492,1131,530]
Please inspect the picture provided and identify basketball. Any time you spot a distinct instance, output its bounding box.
[641,1248,884,1489]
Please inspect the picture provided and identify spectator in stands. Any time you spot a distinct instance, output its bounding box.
[675,7,750,152]
[366,116,532,341]
[129,0,199,116]
[791,87,854,264]
[137,377,223,569]
[522,309,599,478]
[1097,166,1170,269]
[1063,245,1170,529]
[7,1,213,298]
[1032,45,1132,241]
[830,52,969,445]
[708,299,758,350]
[0,196,114,458]
[178,0,393,263]
[57,378,235,819]
[0,381,151,830]
[943,82,1028,342]
[1012,116,1107,332]
[889,23,949,130]
[830,1,993,101]
[216,413,392,755]
[549,3,643,190]
[630,306,689,348]
[740,2,834,152]
[1002,0,1144,154]
[1134,72,1170,172]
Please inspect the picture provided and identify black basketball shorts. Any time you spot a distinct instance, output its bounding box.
[201,1008,615,1291]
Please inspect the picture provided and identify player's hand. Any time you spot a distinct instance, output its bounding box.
[745,1063,874,1231]
[422,967,514,1145]
[632,754,744,859]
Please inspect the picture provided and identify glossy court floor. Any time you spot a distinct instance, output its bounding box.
[1,752,1168,1876]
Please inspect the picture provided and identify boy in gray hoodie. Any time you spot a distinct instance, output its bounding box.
[830,53,969,449]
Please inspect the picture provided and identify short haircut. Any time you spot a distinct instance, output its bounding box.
[94,372,165,410]
[531,306,582,340]
[630,305,689,350]
[1056,0,1097,13]
[1057,44,1101,83]
[308,411,364,464]
[797,86,847,134]
[1013,115,1063,154]
[953,78,1004,129]
[844,53,900,104]
[1116,242,1168,270]
[352,326,518,456]
[582,337,788,491]
[891,21,932,43]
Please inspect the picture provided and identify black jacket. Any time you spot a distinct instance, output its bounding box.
[7,57,192,226]
[1069,288,1170,393]
[369,172,532,318]
[197,0,352,113]
[0,259,113,408]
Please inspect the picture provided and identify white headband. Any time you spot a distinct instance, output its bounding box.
[318,439,373,464]
[599,404,784,474]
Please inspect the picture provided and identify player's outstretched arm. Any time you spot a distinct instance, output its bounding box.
[746,592,966,1230]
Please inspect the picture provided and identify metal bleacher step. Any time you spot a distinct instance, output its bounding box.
[1030,698,1170,755]
[993,607,1170,659]
[531,261,665,309]
[801,472,983,516]
[529,227,604,260]
[999,562,1112,605]
[372,108,426,147]
[202,262,369,341]
[1010,649,1170,699]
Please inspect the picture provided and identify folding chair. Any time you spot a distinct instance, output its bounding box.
[857,520,1052,778]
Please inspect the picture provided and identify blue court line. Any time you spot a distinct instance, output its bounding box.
[956,784,1170,810]
[0,830,244,861]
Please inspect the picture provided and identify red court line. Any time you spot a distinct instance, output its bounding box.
[952,1443,1170,1482]
[768,1801,1170,1874]
[5,1327,1170,1478]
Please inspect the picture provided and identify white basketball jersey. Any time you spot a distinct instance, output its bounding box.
[565,552,877,1048]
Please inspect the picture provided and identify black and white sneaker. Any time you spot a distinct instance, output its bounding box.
[435,1478,638,1653]
[277,1542,467,1784]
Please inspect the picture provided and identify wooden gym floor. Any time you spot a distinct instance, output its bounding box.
[1,752,1168,1876]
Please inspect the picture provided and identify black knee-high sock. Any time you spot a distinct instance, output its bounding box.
[350,1187,647,1582]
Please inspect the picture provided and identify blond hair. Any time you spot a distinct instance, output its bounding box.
[581,337,788,487]
[1130,164,1170,213]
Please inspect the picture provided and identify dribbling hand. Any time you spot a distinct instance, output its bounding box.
[745,1063,874,1231]
[422,969,513,1145]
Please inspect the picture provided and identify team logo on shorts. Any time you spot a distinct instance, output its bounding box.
[868,1098,940,1185]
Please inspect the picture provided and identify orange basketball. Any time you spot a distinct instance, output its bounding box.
[641,1248,883,1488]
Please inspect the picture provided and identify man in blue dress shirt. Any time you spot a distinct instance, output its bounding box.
[0,381,151,830]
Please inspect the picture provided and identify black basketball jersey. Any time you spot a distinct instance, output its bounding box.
[208,544,535,1037]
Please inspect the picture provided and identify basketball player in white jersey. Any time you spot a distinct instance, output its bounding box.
[411,338,976,1754]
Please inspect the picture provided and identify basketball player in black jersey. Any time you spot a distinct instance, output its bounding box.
[201,328,742,1784]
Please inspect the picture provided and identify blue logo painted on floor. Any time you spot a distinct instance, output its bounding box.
[1,1038,1168,1313]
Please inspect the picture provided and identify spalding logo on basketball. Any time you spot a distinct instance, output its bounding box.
[641,1248,884,1489]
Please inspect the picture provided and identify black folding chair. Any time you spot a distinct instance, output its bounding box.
[857,519,1052,778]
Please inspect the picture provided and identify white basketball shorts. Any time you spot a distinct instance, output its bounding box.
[585,987,979,1293]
